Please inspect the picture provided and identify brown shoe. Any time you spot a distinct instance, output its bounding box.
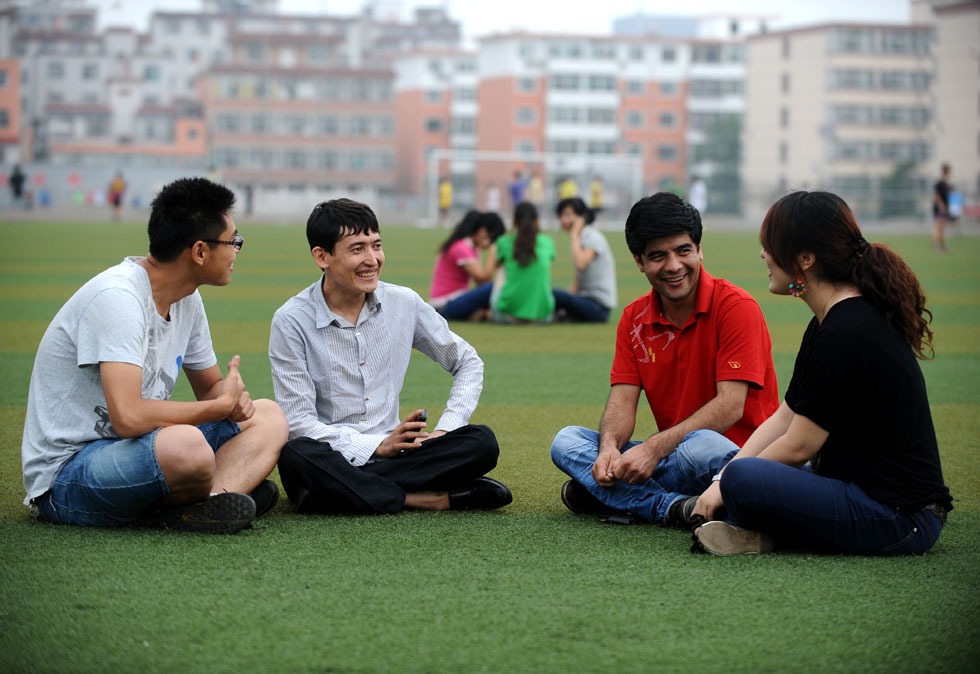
[694,521,775,555]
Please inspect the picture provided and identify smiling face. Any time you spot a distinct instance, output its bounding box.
[634,232,703,308]
[316,229,384,299]
[761,248,793,296]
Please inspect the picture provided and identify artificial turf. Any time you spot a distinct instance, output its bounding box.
[0,216,978,673]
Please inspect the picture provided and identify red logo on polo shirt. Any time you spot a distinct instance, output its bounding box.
[728,361,741,369]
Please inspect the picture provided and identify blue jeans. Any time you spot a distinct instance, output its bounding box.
[550,426,737,522]
[721,456,944,555]
[552,289,610,323]
[35,419,240,527]
[437,283,492,320]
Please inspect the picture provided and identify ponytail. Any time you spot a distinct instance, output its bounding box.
[853,243,933,359]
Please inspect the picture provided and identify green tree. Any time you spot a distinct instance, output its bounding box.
[693,115,742,215]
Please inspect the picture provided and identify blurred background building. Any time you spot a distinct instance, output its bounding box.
[0,0,975,223]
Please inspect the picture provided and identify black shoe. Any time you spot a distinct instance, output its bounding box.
[448,477,513,510]
[249,479,280,518]
[664,495,704,529]
[156,492,255,535]
[289,485,313,513]
[560,480,614,516]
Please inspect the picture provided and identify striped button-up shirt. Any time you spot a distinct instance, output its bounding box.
[269,279,484,466]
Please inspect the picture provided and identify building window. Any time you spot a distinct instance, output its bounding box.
[661,81,678,95]
[626,110,644,128]
[550,74,580,91]
[629,45,644,61]
[780,107,789,128]
[47,62,65,79]
[659,111,676,128]
[426,90,444,104]
[82,63,98,80]
[515,139,536,155]
[0,110,8,128]
[657,145,678,161]
[516,107,537,126]
[781,73,790,93]
[588,75,615,91]
[627,80,644,95]
[0,70,8,87]
[779,142,788,163]
[661,47,675,62]
[587,108,615,124]
[426,118,443,133]
[517,77,537,93]
[144,65,161,82]
[782,37,791,59]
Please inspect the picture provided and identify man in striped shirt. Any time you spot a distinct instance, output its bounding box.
[270,198,512,514]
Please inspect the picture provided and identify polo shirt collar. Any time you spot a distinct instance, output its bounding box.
[648,265,715,328]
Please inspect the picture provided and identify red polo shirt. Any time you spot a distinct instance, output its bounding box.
[610,267,778,446]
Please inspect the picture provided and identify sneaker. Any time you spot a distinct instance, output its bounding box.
[249,479,280,518]
[664,495,704,529]
[156,492,256,535]
[694,521,775,555]
[560,480,614,516]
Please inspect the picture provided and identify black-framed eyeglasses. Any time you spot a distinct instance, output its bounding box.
[197,234,244,251]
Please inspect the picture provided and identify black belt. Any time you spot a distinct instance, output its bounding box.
[923,503,948,527]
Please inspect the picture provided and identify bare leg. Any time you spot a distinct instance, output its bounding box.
[212,399,288,493]
[155,425,217,505]
[403,491,450,511]
[932,218,947,251]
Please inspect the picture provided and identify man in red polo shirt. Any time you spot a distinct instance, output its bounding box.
[550,192,779,526]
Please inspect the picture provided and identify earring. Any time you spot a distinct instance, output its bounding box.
[788,279,807,298]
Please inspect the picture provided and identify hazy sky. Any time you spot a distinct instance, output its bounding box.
[95,0,911,37]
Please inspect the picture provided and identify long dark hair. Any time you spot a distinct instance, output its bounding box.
[760,191,933,358]
[438,210,481,254]
[512,201,539,266]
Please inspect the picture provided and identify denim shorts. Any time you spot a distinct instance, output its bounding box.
[35,419,240,527]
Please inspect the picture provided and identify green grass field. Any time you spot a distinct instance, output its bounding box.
[1,217,978,673]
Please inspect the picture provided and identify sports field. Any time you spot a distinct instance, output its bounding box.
[1,216,978,673]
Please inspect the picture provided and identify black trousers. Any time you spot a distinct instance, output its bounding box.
[277,424,499,515]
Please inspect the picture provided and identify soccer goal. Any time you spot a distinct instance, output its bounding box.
[424,149,644,228]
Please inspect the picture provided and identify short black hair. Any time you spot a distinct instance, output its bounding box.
[147,177,235,261]
[306,198,380,253]
[624,192,702,257]
[555,196,595,225]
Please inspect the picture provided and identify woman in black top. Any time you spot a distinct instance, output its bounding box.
[692,191,952,555]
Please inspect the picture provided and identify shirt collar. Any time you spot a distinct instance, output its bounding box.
[312,277,383,328]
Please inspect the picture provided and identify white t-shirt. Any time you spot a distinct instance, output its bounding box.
[21,257,216,504]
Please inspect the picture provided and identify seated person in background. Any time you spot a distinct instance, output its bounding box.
[429,210,505,321]
[21,177,287,534]
[553,197,617,323]
[550,192,779,526]
[492,201,556,323]
[270,198,512,515]
[692,191,953,556]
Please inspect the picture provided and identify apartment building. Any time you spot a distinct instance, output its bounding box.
[743,22,934,220]
[393,49,477,205]
[916,0,979,201]
[456,32,689,215]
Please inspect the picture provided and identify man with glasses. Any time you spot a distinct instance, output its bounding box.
[22,177,288,534]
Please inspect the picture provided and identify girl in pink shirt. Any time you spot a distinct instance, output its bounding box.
[430,211,504,320]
